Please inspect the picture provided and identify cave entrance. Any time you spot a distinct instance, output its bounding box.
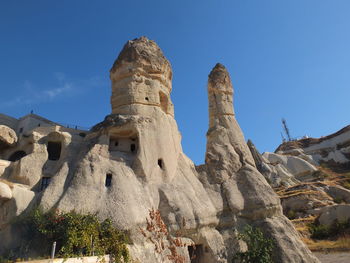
[47,141,62,161]
[188,244,204,263]
[8,151,27,162]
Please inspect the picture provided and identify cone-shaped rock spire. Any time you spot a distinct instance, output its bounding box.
[110,36,174,116]
[208,63,235,128]
[205,63,255,175]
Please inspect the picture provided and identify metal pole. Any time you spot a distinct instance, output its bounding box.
[51,241,56,259]
[91,235,94,256]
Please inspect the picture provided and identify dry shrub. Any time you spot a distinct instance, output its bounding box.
[140,209,194,263]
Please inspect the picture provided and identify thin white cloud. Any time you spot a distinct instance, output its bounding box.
[43,83,72,99]
[54,72,66,82]
[0,73,106,109]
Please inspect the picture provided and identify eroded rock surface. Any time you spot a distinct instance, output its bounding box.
[0,37,319,263]
[0,125,17,147]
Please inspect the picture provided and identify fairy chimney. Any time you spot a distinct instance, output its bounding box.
[110,36,174,116]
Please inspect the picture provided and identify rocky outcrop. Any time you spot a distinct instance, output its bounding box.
[0,181,12,201]
[263,152,318,182]
[0,125,17,148]
[247,140,300,187]
[0,37,319,262]
[318,204,350,226]
[276,125,350,168]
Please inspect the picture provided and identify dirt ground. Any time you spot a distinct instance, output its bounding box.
[314,252,350,263]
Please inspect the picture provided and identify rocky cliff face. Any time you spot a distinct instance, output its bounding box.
[276,125,350,168]
[0,37,319,262]
[248,127,350,252]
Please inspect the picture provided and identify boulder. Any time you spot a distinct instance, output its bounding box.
[318,204,350,226]
[322,184,350,203]
[0,181,12,201]
[0,125,17,147]
[263,152,318,179]
[247,140,299,187]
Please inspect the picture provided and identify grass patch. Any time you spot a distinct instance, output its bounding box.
[303,236,350,252]
[342,181,350,190]
[309,219,350,240]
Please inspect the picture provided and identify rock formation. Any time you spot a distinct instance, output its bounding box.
[254,127,350,250]
[0,37,319,262]
[247,139,300,187]
[276,125,350,168]
[0,125,17,148]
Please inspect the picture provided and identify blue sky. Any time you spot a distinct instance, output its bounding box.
[1,0,349,164]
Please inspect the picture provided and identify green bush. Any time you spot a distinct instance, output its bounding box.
[342,181,350,190]
[233,225,274,263]
[309,219,350,239]
[286,210,297,220]
[333,197,344,204]
[2,208,129,262]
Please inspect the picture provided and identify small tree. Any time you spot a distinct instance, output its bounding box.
[233,225,274,263]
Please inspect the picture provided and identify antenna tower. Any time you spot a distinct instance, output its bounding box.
[282,118,292,141]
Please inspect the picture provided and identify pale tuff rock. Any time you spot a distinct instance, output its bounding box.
[0,181,12,201]
[263,127,350,226]
[0,160,10,177]
[263,152,318,178]
[206,63,255,176]
[318,204,350,226]
[203,64,318,262]
[247,140,300,187]
[276,125,350,166]
[0,37,319,262]
[110,36,173,116]
[0,125,17,147]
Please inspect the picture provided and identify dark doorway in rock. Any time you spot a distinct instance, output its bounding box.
[130,143,136,153]
[158,158,164,169]
[188,245,204,263]
[8,151,27,162]
[105,173,112,187]
[47,141,61,161]
[40,177,51,191]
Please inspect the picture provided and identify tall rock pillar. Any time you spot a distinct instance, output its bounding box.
[110,36,174,116]
[205,63,255,177]
[106,37,181,180]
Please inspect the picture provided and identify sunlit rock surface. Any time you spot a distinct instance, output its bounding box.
[0,37,319,263]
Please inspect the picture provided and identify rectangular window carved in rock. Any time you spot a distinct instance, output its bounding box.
[47,141,61,161]
[158,158,164,169]
[105,173,112,187]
